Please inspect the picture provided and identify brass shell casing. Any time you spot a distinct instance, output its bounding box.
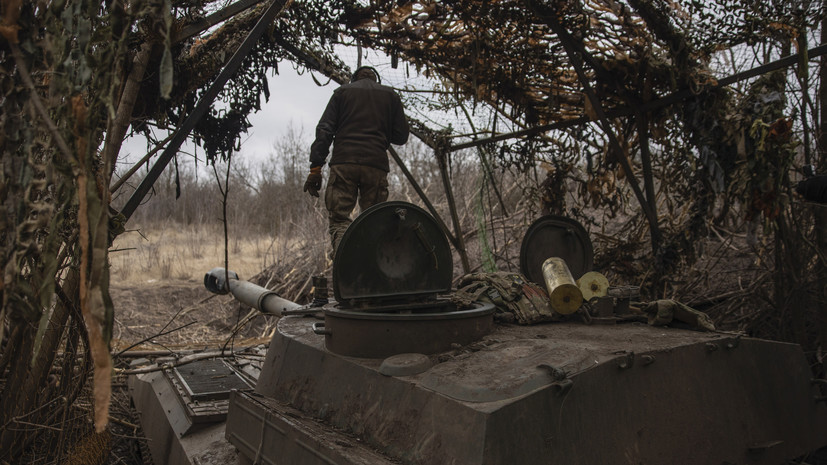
[577,271,610,301]
[542,257,583,314]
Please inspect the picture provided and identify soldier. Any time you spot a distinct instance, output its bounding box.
[796,169,827,204]
[304,66,409,256]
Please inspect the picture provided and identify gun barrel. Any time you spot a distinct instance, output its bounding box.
[204,267,300,316]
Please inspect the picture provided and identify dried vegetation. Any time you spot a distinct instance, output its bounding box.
[1,0,827,463]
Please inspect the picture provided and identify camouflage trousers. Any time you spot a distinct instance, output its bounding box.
[325,164,389,257]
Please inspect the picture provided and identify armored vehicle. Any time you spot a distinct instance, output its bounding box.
[129,202,827,465]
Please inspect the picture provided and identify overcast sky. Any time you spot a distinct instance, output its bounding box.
[118,65,335,172]
[237,66,335,162]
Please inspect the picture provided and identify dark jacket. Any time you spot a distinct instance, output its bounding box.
[796,175,827,204]
[309,78,409,172]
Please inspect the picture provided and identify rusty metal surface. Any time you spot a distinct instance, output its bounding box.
[317,300,495,358]
[245,316,827,465]
[333,201,453,305]
[520,215,594,285]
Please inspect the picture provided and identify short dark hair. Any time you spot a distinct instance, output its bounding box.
[352,66,379,82]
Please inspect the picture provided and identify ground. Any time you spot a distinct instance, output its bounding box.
[107,226,280,465]
[108,223,283,349]
[111,279,247,350]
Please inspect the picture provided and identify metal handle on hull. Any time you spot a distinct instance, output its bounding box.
[312,322,331,336]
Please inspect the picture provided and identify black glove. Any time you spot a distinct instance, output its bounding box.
[303,167,322,197]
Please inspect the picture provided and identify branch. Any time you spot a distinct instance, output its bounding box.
[112,321,197,358]
[221,308,258,354]
[103,42,154,185]
[110,132,174,193]
[172,0,265,44]
[117,349,256,375]
[118,0,291,222]
[457,100,509,217]
[113,300,194,357]
[214,156,235,353]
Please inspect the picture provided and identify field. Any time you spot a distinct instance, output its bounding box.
[108,222,285,351]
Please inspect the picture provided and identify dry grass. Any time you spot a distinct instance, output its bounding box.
[109,220,291,285]
[107,220,310,352]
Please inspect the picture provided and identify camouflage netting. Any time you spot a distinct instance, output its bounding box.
[141,0,822,147]
[129,0,824,282]
[1,0,826,463]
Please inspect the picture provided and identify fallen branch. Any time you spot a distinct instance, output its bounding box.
[113,320,197,358]
[112,349,176,358]
[117,347,259,375]
[72,404,138,430]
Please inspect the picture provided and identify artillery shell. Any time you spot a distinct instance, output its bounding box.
[577,271,610,301]
[542,257,583,314]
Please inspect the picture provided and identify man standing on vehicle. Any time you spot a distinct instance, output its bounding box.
[303,66,410,256]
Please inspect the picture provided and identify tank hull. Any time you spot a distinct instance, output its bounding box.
[233,316,827,465]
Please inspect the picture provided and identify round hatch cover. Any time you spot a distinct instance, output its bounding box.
[333,201,453,305]
[520,215,593,286]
